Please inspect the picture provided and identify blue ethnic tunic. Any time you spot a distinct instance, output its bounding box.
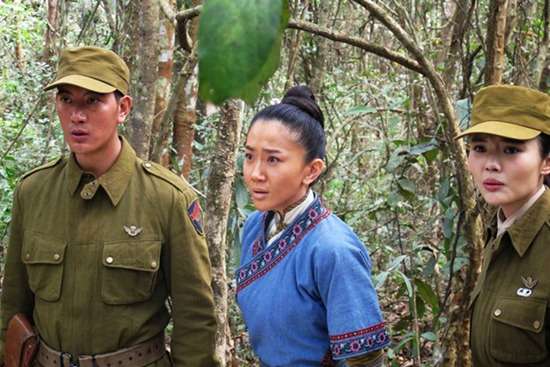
[235,196,389,366]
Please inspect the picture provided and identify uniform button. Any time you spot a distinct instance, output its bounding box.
[534,320,541,329]
[494,308,502,317]
[144,162,152,168]
[106,256,114,264]
[53,253,60,261]
[25,253,30,260]
[151,261,157,269]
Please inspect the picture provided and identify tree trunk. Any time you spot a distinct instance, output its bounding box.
[43,0,58,63]
[126,0,160,159]
[150,0,176,163]
[534,0,549,88]
[485,0,509,85]
[308,0,331,94]
[205,100,243,367]
[172,54,198,177]
[172,1,201,177]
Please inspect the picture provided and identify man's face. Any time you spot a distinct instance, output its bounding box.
[56,84,130,162]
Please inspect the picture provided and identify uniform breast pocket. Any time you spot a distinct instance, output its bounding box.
[101,240,162,305]
[22,236,67,302]
[490,297,547,364]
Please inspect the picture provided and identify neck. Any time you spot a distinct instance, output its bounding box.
[75,137,122,177]
[274,190,310,219]
[501,184,545,219]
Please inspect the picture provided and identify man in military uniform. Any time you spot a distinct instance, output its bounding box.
[0,47,219,367]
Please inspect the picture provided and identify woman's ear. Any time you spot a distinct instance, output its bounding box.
[303,158,325,186]
[541,154,550,176]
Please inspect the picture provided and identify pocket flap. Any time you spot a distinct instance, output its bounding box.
[102,241,161,272]
[22,237,66,265]
[492,297,547,333]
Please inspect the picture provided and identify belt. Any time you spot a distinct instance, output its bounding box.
[37,334,165,367]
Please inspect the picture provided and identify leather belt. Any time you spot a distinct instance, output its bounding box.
[37,335,165,367]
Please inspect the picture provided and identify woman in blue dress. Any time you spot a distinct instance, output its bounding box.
[236,86,390,366]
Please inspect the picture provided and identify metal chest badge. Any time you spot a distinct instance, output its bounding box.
[124,225,143,237]
[517,276,538,297]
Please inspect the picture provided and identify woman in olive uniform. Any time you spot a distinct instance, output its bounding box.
[456,85,550,366]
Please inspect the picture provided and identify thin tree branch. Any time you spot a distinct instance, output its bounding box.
[287,19,426,76]
[76,0,102,44]
[175,5,202,23]
[0,95,46,165]
[159,0,177,25]
[174,5,425,75]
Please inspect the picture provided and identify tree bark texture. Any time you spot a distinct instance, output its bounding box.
[535,0,549,89]
[126,0,160,159]
[307,1,330,94]
[171,1,201,177]
[150,0,176,164]
[205,100,243,367]
[43,0,58,63]
[172,53,198,177]
[485,0,509,85]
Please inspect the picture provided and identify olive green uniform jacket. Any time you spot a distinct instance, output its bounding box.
[470,189,550,366]
[0,138,218,367]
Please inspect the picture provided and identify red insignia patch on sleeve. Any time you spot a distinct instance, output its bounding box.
[188,199,204,235]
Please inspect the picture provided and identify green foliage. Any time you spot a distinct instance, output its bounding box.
[197,0,289,105]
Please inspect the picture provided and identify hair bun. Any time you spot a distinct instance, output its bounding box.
[281,85,324,127]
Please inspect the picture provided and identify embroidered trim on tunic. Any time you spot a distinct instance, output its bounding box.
[236,199,330,293]
[330,322,389,359]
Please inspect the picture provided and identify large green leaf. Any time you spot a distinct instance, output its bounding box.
[198,0,289,105]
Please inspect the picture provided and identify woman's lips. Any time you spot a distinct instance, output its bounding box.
[251,190,268,200]
[483,178,504,192]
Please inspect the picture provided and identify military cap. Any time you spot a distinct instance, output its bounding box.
[456,85,550,140]
[44,46,129,95]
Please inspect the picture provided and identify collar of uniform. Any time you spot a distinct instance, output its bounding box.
[66,153,85,196]
[65,136,136,206]
[507,189,550,257]
[96,137,136,206]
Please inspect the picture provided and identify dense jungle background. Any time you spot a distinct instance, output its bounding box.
[0,0,549,366]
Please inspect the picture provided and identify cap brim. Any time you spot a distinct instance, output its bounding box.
[44,75,116,93]
[455,121,541,140]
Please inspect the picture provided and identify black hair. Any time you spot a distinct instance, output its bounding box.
[248,85,326,162]
[538,133,550,158]
[114,90,124,101]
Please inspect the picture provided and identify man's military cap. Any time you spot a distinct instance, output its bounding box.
[44,46,130,95]
[456,85,550,140]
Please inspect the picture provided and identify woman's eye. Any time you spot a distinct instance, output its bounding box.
[59,95,71,103]
[504,146,520,154]
[267,156,279,164]
[471,145,485,153]
[244,153,253,160]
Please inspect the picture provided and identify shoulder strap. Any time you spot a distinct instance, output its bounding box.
[20,156,63,181]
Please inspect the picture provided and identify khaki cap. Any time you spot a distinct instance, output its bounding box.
[456,85,550,140]
[44,46,129,95]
